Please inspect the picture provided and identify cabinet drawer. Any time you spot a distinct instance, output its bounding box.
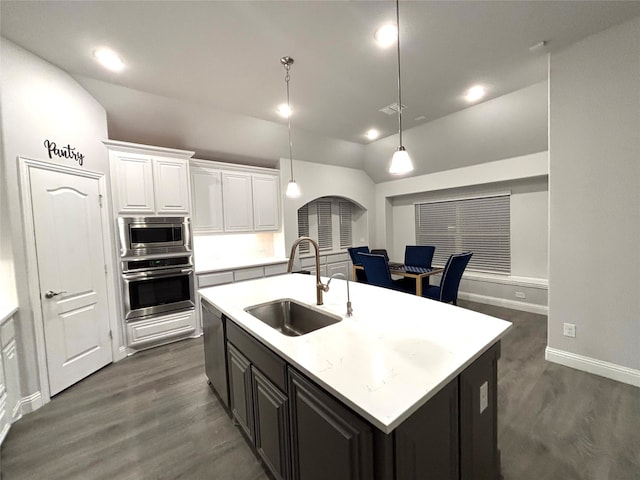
[265,263,288,277]
[234,267,265,282]
[227,320,286,392]
[198,271,234,288]
[127,310,196,348]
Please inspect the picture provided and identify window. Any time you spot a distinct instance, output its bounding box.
[297,204,309,253]
[316,201,332,250]
[339,201,353,248]
[295,197,357,252]
[415,194,510,274]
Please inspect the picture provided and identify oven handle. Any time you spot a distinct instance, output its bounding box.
[123,268,194,280]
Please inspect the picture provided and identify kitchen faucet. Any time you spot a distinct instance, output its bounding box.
[287,237,329,305]
[327,272,353,317]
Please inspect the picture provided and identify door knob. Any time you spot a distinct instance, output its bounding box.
[45,290,66,299]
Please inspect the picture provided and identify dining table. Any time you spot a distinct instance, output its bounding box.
[352,263,444,297]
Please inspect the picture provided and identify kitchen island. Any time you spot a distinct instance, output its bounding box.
[199,273,511,480]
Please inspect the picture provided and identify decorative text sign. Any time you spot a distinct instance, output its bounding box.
[44,139,85,166]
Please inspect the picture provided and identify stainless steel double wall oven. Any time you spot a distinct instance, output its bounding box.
[118,216,195,321]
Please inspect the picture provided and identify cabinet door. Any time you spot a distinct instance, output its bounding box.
[113,153,155,213]
[3,340,21,421]
[289,369,374,480]
[202,302,228,407]
[222,172,253,232]
[252,174,280,231]
[227,342,254,440]
[191,167,224,233]
[252,367,290,480]
[153,158,190,214]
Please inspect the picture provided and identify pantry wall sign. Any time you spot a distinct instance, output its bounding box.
[43,139,85,166]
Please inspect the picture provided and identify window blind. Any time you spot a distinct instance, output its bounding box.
[297,204,310,253]
[415,194,510,274]
[317,201,333,250]
[339,202,353,248]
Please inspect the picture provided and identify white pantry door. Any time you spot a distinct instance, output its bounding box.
[30,167,112,396]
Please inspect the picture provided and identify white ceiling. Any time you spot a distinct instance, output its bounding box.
[2,1,639,167]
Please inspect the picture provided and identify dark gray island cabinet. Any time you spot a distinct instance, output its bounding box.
[202,299,501,480]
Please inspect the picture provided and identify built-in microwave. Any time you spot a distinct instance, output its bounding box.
[118,216,192,257]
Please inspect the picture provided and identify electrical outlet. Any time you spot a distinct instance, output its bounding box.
[479,381,488,414]
[515,291,526,299]
[563,323,576,338]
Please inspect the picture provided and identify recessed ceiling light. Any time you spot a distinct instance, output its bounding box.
[374,24,397,48]
[464,85,486,103]
[277,103,292,118]
[93,48,124,72]
[365,129,380,140]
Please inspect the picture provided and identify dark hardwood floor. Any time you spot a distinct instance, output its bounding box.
[2,301,638,479]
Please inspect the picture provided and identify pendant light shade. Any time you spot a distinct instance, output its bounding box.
[285,180,301,198]
[389,146,413,175]
[281,56,301,198]
[388,0,414,175]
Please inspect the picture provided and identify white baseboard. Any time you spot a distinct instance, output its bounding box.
[546,347,640,388]
[458,292,548,315]
[18,391,43,415]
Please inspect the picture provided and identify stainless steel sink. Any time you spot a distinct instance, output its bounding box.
[244,298,342,336]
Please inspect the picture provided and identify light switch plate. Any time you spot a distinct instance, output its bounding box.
[480,381,488,414]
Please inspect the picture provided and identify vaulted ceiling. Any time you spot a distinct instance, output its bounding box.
[2,1,639,179]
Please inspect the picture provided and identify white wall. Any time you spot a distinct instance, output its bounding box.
[280,159,376,252]
[0,38,114,399]
[547,17,640,386]
[364,81,548,183]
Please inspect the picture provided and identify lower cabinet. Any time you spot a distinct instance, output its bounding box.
[252,367,290,480]
[205,303,501,480]
[394,379,459,479]
[126,309,197,350]
[227,343,254,440]
[0,313,22,447]
[288,369,374,480]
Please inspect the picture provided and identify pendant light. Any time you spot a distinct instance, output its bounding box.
[388,0,414,175]
[281,56,301,198]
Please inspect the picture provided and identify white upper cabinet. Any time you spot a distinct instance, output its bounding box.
[112,153,155,213]
[252,174,280,231]
[190,164,224,233]
[153,158,190,214]
[104,140,194,216]
[222,172,253,232]
[190,160,281,233]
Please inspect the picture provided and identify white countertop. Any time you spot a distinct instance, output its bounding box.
[199,274,511,434]
[195,256,289,274]
[0,304,18,324]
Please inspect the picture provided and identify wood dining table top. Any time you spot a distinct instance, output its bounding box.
[352,263,444,296]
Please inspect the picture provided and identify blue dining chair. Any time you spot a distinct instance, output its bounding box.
[357,253,415,294]
[403,245,436,291]
[422,252,472,305]
[404,245,435,268]
[348,246,369,282]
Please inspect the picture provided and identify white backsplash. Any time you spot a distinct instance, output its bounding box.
[194,233,284,264]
